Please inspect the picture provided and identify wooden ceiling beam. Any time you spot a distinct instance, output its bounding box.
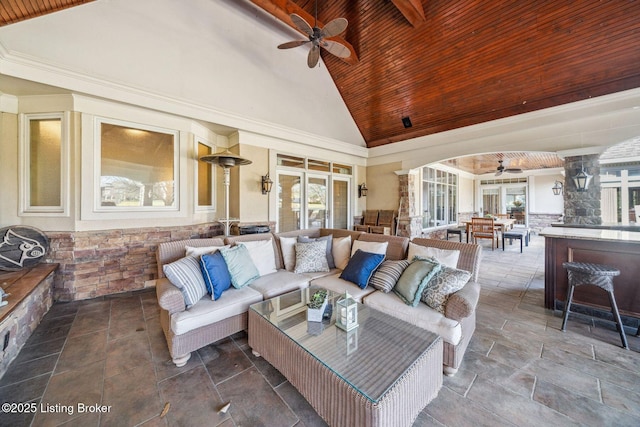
[248,0,358,65]
[391,0,426,27]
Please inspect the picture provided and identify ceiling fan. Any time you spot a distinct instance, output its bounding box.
[277,0,350,68]
[495,160,523,176]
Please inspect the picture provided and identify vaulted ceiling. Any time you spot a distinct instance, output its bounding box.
[2,0,640,152]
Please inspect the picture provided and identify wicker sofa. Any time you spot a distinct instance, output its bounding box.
[154,228,481,375]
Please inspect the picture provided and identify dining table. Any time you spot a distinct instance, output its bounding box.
[463,218,516,243]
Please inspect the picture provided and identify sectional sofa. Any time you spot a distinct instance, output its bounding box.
[154,228,481,376]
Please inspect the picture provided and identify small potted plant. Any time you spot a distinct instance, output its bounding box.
[307,289,328,322]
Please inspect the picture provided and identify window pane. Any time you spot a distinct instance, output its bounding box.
[278,174,301,232]
[29,118,61,206]
[333,180,349,229]
[308,177,327,228]
[277,154,304,168]
[197,143,213,206]
[308,159,330,172]
[333,163,352,175]
[100,123,175,207]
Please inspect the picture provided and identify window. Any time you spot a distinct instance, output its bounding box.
[421,166,458,228]
[20,113,68,215]
[196,139,215,210]
[97,119,178,210]
[276,154,352,232]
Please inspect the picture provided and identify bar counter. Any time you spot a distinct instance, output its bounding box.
[540,227,640,318]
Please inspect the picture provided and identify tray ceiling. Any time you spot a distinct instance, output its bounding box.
[2,1,640,150]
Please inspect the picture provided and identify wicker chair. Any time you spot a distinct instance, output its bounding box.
[470,217,498,250]
[370,210,396,235]
[354,210,378,232]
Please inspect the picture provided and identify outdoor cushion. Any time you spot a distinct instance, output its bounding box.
[162,256,208,308]
[219,244,260,288]
[370,259,410,293]
[340,249,385,289]
[240,238,277,276]
[311,274,376,303]
[394,258,441,307]
[248,270,310,299]
[408,242,460,268]
[294,240,330,274]
[200,251,232,300]
[421,265,472,313]
[298,235,335,268]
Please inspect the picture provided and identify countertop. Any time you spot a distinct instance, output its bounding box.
[540,227,640,244]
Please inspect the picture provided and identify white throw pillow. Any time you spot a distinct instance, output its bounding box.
[351,240,388,256]
[239,239,277,276]
[333,236,351,270]
[279,236,297,271]
[185,245,226,257]
[407,242,460,269]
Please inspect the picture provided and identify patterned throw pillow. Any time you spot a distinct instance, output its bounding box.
[162,256,207,308]
[298,235,335,268]
[370,260,410,293]
[421,265,472,313]
[394,258,441,307]
[294,240,330,274]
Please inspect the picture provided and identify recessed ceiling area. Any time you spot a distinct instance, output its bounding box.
[440,152,564,176]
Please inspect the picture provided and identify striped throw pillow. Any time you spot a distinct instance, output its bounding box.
[370,260,410,293]
[162,256,207,308]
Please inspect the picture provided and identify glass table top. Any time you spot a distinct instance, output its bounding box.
[249,286,440,403]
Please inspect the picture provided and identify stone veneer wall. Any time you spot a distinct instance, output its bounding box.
[563,154,601,225]
[528,213,563,233]
[0,271,53,378]
[46,223,223,301]
[396,173,423,238]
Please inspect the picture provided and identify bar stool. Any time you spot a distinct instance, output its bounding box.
[561,262,629,349]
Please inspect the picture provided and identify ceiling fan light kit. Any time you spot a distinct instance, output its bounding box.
[277,1,350,68]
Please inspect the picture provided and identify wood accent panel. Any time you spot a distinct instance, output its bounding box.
[391,0,426,27]
[544,236,640,318]
[0,0,93,26]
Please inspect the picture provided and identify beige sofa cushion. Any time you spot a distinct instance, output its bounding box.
[171,286,263,335]
[310,274,376,303]
[364,291,462,345]
[248,270,310,299]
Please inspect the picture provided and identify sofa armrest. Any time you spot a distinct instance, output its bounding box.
[155,278,186,314]
[445,280,480,321]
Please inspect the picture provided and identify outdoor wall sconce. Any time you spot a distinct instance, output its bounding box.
[572,165,592,192]
[358,183,368,198]
[552,180,564,196]
[261,173,273,195]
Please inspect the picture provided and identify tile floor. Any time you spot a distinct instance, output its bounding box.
[1,234,639,426]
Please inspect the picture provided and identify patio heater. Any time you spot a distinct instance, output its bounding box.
[200,149,252,236]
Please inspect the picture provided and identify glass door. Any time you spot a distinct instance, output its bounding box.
[307,175,328,228]
[482,188,500,216]
[277,172,302,232]
[332,178,350,229]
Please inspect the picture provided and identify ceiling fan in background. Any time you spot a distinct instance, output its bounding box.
[495,159,523,176]
[277,0,350,68]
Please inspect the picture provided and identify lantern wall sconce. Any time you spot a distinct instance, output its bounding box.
[572,164,592,192]
[552,180,564,196]
[261,173,273,195]
[358,183,368,198]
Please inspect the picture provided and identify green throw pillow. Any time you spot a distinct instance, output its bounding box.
[393,258,441,307]
[219,244,260,288]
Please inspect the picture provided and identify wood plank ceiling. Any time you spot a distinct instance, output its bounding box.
[3,1,640,152]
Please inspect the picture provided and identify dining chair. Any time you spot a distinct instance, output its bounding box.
[471,217,498,250]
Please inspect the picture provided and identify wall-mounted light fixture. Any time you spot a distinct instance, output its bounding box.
[358,183,368,198]
[572,160,592,192]
[552,180,564,196]
[261,173,273,195]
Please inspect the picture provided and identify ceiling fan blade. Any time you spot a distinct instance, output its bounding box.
[291,13,313,37]
[495,171,503,176]
[320,40,351,58]
[307,45,320,68]
[321,17,348,38]
[278,40,309,49]
[506,168,523,174]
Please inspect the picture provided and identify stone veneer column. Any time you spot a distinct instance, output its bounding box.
[396,171,423,238]
[563,154,601,225]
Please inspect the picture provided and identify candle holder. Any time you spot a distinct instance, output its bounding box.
[336,291,358,331]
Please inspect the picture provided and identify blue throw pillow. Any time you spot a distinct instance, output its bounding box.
[219,244,260,288]
[200,251,232,300]
[339,249,385,289]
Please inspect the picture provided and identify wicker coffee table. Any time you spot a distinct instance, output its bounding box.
[248,287,443,427]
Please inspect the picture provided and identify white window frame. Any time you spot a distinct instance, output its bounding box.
[194,137,216,213]
[19,112,70,216]
[420,166,459,230]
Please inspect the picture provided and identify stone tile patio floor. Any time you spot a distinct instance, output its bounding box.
[1,234,639,426]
